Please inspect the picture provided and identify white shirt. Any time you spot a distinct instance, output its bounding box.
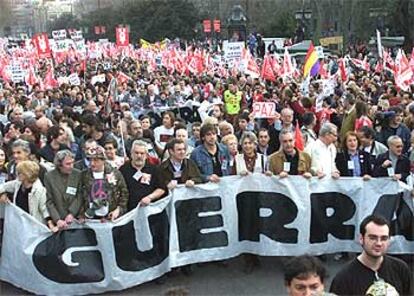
[306,138,338,175]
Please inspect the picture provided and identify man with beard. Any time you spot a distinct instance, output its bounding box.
[119,140,166,211]
[125,120,144,156]
[330,215,413,295]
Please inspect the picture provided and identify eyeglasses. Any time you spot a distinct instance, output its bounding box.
[330,132,338,137]
[367,235,389,242]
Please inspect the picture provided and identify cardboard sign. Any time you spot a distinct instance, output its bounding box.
[91,74,106,85]
[68,73,80,86]
[54,39,68,52]
[74,39,86,53]
[52,29,67,40]
[9,63,25,83]
[252,102,276,118]
[223,41,244,64]
[69,30,83,41]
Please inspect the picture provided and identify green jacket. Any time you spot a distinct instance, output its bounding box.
[79,163,129,216]
[45,168,83,222]
[340,107,356,141]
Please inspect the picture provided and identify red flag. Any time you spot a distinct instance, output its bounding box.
[117,71,131,84]
[374,61,383,73]
[43,66,58,90]
[282,48,293,77]
[32,33,51,58]
[116,27,129,47]
[26,67,39,86]
[242,48,260,78]
[338,58,347,82]
[261,55,276,81]
[294,121,304,151]
[409,48,414,70]
[319,60,329,79]
[394,49,413,91]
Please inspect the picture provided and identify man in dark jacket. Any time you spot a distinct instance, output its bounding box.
[373,135,410,183]
[376,107,411,154]
[160,138,202,189]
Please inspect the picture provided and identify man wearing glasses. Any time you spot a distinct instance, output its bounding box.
[373,135,410,183]
[330,214,413,295]
[305,122,340,179]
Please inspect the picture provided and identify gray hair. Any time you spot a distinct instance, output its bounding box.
[54,149,74,167]
[240,131,258,146]
[387,135,402,147]
[319,122,337,137]
[131,139,149,153]
[281,108,294,116]
[11,139,31,154]
[279,129,294,142]
[218,121,234,133]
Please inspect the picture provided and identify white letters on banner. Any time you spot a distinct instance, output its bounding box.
[252,102,276,118]
[0,176,412,295]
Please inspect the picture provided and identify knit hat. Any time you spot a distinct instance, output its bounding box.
[86,146,106,160]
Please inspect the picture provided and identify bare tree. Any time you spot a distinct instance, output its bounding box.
[0,1,11,36]
[394,0,414,50]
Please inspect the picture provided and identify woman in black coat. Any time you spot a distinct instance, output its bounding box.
[336,131,372,180]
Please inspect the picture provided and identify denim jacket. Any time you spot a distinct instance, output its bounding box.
[190,143,231,182]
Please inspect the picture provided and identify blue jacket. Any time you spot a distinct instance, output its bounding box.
[190,143,231,182]
[376,124,411,155]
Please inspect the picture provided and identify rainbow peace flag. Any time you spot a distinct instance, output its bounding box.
[303,42,320,77]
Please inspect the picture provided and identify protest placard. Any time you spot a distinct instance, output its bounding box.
[252,102,276,118]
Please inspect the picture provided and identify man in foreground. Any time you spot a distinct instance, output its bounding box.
[330,214,413,295]
[284,255,328,296]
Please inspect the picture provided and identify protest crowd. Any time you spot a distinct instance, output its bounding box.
[0,28,413,295]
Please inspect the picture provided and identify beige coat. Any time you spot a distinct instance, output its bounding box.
[0,179,49,224]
